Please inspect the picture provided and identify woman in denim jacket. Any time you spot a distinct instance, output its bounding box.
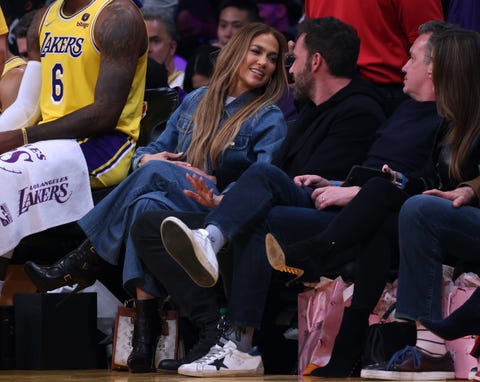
[25,23,288,372]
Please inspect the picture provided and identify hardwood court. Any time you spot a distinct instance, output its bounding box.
[0,368,462,381]
[0,370,311,382]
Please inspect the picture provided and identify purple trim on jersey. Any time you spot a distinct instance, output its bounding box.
[79,131,133,175]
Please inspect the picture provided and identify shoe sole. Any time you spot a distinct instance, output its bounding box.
[161,217,217,288]
[178,367,264,377]
[265,233,303,277]
[360,369,455,380]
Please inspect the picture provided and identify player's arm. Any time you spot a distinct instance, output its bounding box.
[0,8,43,135]
[0,65,26,110]
[0,7,9,78]
[0,0,147,152]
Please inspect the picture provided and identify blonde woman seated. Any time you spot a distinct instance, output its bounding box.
[24,22,288,373]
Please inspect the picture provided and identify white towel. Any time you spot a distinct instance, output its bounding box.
[0,140,94,256]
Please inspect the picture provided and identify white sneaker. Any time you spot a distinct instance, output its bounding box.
[160,216,219,287]
[178,338,264,377]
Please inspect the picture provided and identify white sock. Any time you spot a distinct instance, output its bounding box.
[205,224,226,254]
[416,324,447,356]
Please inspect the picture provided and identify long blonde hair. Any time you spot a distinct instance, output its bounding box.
[433,29,480,182]
[185,23,288,170]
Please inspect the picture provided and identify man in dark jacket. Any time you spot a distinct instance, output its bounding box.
[139,17,386,377]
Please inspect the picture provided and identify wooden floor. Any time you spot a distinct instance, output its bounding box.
[0,369,309,381]
[0,369,464,381]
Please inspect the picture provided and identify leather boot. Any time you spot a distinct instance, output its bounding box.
[24,239,100,293]
[311,306,371,377]
[127,298,161,373]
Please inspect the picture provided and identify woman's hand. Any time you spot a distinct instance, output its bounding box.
[139,151,184,166]
[184,173,223,208]
[381,164,396,181]
[423,187,476,207]
[175,163,216,184]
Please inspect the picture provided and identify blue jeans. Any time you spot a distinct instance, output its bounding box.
[78,160,213,296]
[396,194,480,321]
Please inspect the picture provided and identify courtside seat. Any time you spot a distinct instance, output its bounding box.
[137,87,179,147]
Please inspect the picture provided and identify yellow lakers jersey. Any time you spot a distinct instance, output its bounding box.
[0,7,8,36]
[2,56,26,78]
[38,0,147,142]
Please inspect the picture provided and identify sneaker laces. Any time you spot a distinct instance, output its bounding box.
[387,345,421,369]
[182,324,220,361]
[192,338,234,364]
[194,229,212,246]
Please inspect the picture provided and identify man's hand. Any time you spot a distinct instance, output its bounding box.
[0,129,24,154]
[311,185,361,209]
[423,187,476,208]
[184,173,223,208]
[294,174,331,188]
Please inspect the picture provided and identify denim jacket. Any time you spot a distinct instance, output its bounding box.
[133,86,287,191]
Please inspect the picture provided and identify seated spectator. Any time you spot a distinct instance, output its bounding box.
[10,9,36,59]
[142,6,184,88]
[158,20,453,378]
[211,0,260,48]
[182,44,219,92]
[360,28,480,380]
[24,22,289,373]
[182,1,260,93]
[305,0,444,116]
[155,17,386,377]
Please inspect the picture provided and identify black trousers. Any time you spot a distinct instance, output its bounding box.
[131,210,221,324]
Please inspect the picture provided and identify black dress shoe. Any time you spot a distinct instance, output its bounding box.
[24,239,99,293]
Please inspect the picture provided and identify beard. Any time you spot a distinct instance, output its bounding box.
[292,65,314,102]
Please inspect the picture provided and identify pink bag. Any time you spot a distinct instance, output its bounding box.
[297,276,352,375]
[444,286,477,379]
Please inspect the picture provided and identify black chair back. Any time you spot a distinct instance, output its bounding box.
[138,87,179,147]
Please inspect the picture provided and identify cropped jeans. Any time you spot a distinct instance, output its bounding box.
[79,160,213,296]
[396,194,480,321]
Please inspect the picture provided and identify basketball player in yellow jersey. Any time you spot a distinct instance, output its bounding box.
[0,0,148,188]
[0,54,27,111]
[0,7,9,87]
